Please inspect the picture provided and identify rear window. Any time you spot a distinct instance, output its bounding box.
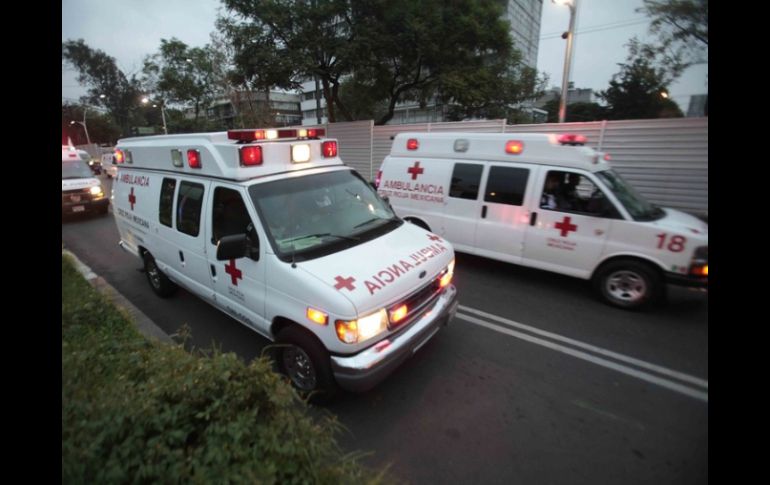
[449,163,483,200]
[176,181,204,237]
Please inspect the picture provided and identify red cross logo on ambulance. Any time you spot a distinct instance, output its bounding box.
[407,161,424,180]
[225,259,243,286]
[554,216,578,237]
[128,187,137,210]
[333,275,356,292]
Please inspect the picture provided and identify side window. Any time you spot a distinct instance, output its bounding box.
[159,178,176,227]
[484,166,529,206]
[540,170,618,218]
[176,181,204,237]
[212,187,253,245]
[449,163,483,200]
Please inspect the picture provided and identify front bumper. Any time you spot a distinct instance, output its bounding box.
[331,284,458,393]
[665,271,707,289]
[61,197,109,215]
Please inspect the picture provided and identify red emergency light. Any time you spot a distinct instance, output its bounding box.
[322,140,338,158]
[239,146,263,166]
[505,140,524,154]
[228,128,327,142]
[407,138,419,150]
[187,149,202,169]
[557,134,587,146]
[114,149,125,164]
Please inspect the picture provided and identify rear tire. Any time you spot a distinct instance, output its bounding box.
[143,252,178,298]
[593,259,661,310]
[276,325,337,403]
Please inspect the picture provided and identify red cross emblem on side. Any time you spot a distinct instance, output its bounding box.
[128,187,136,210]
[225,259,243,286]
[407,161,424,180]
[554,216,578,237]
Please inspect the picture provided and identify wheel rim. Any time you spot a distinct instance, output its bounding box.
[605,270,648,304]
[282,346,317,392]
[146,260,162,290]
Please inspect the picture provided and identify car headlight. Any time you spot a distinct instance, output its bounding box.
[90,186,104,197]
[335,308,388,344]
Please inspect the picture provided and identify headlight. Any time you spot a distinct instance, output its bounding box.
[440,258,455,288]
[90,186,104,197]
[335,308,388,344]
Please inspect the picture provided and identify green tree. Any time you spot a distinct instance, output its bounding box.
[598,55,683,120]
[62,103,122,145]
[62,39,145,137]
[142,38,225,128]
[347,0,544,125]
[634,0,707,78]
[542,97,607,123]
[219,0,354,123]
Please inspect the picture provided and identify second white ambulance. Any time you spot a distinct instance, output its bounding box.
[112,128,458,398]
[377,132,707,310]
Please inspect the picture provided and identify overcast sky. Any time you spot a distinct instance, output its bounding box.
[62,0,707,111]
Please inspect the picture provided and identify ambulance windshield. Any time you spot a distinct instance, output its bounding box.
[62,159,94,180]
[595,170,664,221]
[249,169,401,261]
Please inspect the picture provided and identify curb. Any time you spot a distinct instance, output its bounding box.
[63,248,174,345]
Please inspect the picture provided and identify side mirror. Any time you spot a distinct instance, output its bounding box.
[216,234,248,261]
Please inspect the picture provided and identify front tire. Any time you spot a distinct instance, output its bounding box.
[593,260,662,310]
[143,252,178,298]
[276,325,337,402]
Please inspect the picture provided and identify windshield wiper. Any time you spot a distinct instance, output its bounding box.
[283,233,360,244]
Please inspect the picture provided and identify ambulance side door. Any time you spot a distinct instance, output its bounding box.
[522,167,621,278]
[474,163,533,264]
[441,161,485,253]
[205,184,268,334]
[166,177,216,303]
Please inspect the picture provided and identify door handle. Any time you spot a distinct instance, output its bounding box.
[481,205,487,219]
[178,251,185,262]
[530,212,537,226]
[210,264,217,277]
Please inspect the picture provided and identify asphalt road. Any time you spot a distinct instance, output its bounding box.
[62,175,708,484]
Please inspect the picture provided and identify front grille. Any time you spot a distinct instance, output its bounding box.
[62,188,92,203]
[387,276,443,330]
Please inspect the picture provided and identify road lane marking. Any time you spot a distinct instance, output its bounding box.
[459,304,708,390]
[455,312,708,403]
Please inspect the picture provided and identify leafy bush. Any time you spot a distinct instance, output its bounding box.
[62,255,383,484]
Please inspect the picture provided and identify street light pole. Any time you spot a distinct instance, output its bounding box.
[555,0,577,124]
[142,96,168,134]
[70,108,91,145]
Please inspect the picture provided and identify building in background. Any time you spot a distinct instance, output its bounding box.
[534,84,597,109]
[192,91,302,128]
[687,94,708,117]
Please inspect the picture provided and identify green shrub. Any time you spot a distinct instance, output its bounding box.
[62,256,384,484]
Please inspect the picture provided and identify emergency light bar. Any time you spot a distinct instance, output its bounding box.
[557,134,587,146]
[227,128,326,142]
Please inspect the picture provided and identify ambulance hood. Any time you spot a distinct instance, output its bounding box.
[296,223,454,315]
[62,178,100,191]
[655,208,708,236]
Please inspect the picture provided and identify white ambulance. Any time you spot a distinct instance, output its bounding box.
[62,146,109,216]
[376,132,707,310]
[112,128,458,398]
